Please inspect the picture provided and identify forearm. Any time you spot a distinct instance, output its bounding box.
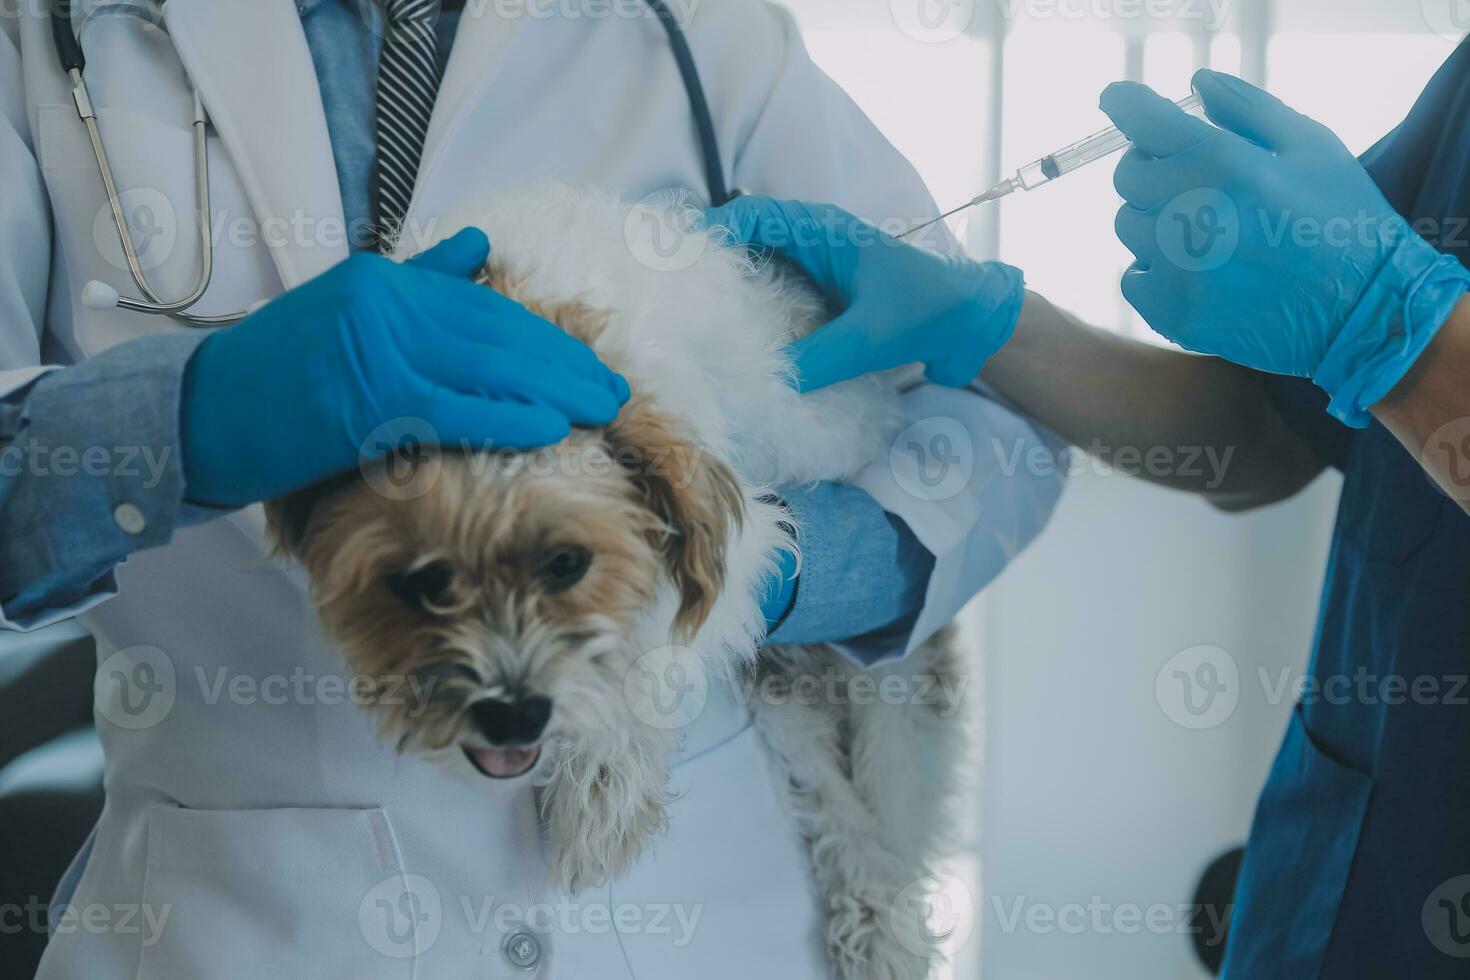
[766,482,933,663]
[0,332,222,627]
[1374,296,1470,514]
[980,291,1324,509]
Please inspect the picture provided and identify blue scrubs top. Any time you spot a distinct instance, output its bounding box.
[1223,43,1470,978]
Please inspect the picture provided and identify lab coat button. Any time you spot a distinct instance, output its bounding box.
[504,931,542,970]
[113,503,146,535]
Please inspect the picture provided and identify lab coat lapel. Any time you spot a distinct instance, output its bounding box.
[162,0,348,289]
[409,4,531,218]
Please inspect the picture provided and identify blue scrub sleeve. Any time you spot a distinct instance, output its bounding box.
[1262,374,1356,474]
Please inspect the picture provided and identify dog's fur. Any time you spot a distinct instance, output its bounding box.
[266,184,969,980]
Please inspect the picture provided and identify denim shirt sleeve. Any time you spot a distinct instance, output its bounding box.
[0,331,225,630]
[765,481,935,665]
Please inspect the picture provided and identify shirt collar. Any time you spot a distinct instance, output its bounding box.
[296,0,460,17]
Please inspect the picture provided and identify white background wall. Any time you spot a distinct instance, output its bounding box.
[976,471,1339,979]
[788,2,1455,976]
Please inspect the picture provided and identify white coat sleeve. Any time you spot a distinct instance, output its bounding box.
[0,17,53,393]
[0,27,210,631]
[711,2,1067,658]
[0,23,109,632]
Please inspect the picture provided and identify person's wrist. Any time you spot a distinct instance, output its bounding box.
[1316,229,1470,427]
[178,331,222,502]
[965,260,1025,362]
[178,330,279,507]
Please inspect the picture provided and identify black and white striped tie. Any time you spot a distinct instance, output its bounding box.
[374,0,442,250]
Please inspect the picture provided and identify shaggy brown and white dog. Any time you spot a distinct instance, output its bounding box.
[266,184,969,980]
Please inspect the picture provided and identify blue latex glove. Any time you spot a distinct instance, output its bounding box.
[703,198,1024,390]
[1105,69,1470,426]
[181,229,628,506]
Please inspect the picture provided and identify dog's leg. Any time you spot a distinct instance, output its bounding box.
[753,631,971,980]
[749,645,930,980]
[847,629,971,977]
[852,629,969,864]
[540,724,678,894]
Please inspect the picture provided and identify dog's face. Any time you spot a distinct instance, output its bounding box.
[268,390,743,781]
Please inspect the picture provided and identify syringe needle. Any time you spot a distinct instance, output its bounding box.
[897,200,978,240]
[898,92,1199,242]
[896,180,1016,240]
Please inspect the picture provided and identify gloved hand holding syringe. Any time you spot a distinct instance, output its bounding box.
[899,92,1205,239]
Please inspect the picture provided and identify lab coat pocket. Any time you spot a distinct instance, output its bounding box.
[1224,706,1372,980]
[136,805,418,980]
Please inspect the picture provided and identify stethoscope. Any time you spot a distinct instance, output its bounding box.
[49,0,736,327]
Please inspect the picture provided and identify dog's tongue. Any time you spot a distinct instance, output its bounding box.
[468,745,540,779]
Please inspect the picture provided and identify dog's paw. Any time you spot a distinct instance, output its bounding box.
[827,882,939,980]
[545,761,670,893]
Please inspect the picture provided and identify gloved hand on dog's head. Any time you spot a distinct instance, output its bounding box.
[180,229,630,507]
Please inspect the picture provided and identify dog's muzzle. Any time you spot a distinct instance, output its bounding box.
[462,695,551,779]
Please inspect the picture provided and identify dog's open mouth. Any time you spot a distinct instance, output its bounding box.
[462,744,541,779]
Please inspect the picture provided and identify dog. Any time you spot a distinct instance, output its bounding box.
[266,184,970,980]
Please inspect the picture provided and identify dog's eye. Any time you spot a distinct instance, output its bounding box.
[385,560,456,610]
[535,546,592,593]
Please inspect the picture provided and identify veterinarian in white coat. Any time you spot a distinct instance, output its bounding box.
[0,1,1063,976]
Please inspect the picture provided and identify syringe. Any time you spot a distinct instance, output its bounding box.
[898,92,1205,240]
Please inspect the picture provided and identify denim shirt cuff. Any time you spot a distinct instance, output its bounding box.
[765,481,935,661]
[1,331,219,617]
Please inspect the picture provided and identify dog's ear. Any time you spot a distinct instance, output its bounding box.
[606,395,743,641]
[263,472,357,558]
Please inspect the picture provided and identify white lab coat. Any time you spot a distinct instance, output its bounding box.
[1,1,1064,977]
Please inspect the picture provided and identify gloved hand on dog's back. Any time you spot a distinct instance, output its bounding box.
[703,197,1024,391]
[180,228,630,507]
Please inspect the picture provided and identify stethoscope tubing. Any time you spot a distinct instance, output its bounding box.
[51,0,734,327]
[53,0,243,324]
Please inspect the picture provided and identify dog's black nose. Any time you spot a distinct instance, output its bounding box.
[469,695,552,746]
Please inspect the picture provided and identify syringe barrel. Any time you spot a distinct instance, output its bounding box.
[1015,160,1053,191]
[1019,92,1206,189]
[1045,127,1134,179]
